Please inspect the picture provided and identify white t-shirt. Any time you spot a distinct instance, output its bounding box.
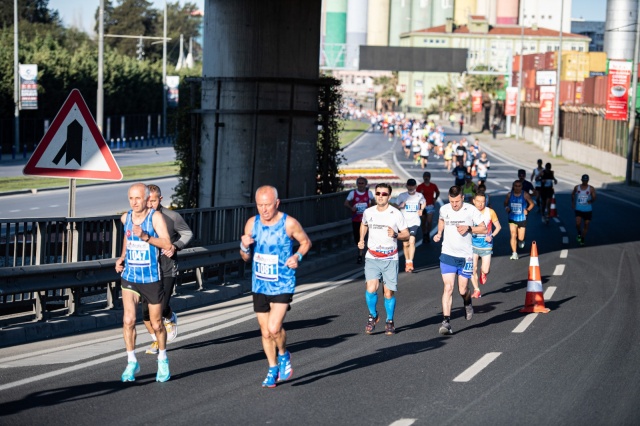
[396,191,425,227]
[362,205,408,261]
[439,202,483,258]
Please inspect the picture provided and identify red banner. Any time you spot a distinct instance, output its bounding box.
[472,90,482,113]
[505,87,518,116]
[605,60,632,121]
[538,86,555,126]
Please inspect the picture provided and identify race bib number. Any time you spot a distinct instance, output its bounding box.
[127,240,151,267]
[577,194,588,204]
[254,252,278,282]
[510,202,523,214]
[355,202,368,214]
[405,203,419,213]
[462,257,473,274]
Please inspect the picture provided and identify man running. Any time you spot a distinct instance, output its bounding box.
[359,183,410,336]
[239,186,312,388]
[115,183,173,383]
[531,159,544,210]
[433,186,486,335]
[470,192,501,298]
[504,180,535,260]
[344,177,375,264]
[416,171,440,241]
[396,179,426,272]
[572,174,597,246]
[141,184,193,355]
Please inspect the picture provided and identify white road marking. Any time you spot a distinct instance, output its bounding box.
[544,286,557,300]
[553,265,565,276]
[29,207,40,210]
[560,249,568,258]
[389,419,417,426]
[562,236,569,244]
[9,209,20,212]
[453,352,502,382]
[512,314,537,333]
[559,226,566,233]
[553,218,560,223]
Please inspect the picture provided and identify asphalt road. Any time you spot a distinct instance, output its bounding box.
[1,129,640,425]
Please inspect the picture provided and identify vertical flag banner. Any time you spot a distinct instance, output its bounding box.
[538,86,555,126]
[19,64,38,110]
[505,87,518,116]
[472,90,483,113]
[167,76,180,108]
[605,60,632,121]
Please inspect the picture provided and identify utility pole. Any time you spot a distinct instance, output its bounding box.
[162,0,167,137]
[552,0,565,157]
[14,0,19,156]
[626,2,640,185]
[515,12,524,140]
[97,0,104,134]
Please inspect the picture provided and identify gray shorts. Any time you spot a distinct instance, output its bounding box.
[364,258,399,291]
[472,247,493,256]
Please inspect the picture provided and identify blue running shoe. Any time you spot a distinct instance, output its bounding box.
[156,359,170,382]
[277,351,293,382]
[262,366,278,388]
[121,361,140,382]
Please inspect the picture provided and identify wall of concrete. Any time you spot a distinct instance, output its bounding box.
[200,0,322,207]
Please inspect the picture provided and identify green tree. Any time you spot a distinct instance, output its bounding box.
[100,0,159,58]
[428,84,452,119]
[317,76,345,194]
[0,0,61,28]
[373,72,400,112]
[465,65,503,98]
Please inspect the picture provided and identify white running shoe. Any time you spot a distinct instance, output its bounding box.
[164,312,178,342]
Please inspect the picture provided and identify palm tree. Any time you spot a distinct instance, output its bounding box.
[373,72,400,112]
[428,84,452,119]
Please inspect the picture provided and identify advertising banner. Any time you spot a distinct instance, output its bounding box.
[505,87,518,116]
[605,60,632,121]
[166,76,180,108]
[538,86,555,126]
[472,90,482,113]
[19,64,38,110]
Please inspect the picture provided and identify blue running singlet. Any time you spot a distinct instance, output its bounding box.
[122,209,161,284]
[251,213,295,295]
[508,192,527,222]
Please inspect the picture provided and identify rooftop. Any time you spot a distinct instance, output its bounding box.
[413,24,589,39]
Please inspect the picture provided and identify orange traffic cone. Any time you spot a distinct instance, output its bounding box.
[548,196,558,218]
[520,241,550,313]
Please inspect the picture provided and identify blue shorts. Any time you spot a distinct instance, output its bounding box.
[439,253,472,279]
[364,258,399,291]
[424,205,435,214]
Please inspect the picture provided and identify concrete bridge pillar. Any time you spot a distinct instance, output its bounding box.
[200,0,322,207]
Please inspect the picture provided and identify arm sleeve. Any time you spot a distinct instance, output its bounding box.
[172,214,194,250]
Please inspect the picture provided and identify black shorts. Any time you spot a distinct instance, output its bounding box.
[540,188,554,199]
[253,293,293,313]
[121,278,164,305]
[508,219,527,228]
[575,210,593,221]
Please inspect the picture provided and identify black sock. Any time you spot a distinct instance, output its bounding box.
[443,316,451,322]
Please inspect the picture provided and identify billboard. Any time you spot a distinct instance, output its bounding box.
[505,87,518,116]
[19,64,38,110]
[538,86,555,126]
[605,60,632,121]
[359,46,468,72]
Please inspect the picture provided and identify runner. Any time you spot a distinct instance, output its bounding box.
[443,141,454,172]
[461,174,477,203]
[344,177,375,264]
[416,171,440,241]
[359,183,410,335]
[531,159,544,210]
[396,179,426,272]
[504,180,535,260]
[572,174,597,246]
[452,160,467,187]
[470,192,501,298]
[540,163,558,223]
[433,186,486,335]
[476,152,490,185]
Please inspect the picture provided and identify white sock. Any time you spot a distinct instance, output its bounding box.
[150,334,157,342]
[127,351,137,363]
[158,349,167,361]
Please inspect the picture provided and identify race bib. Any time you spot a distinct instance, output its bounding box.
[462,257,473,274]
[510,202,523,214]
[254,253,279,282]
[355,202,368,213]
[405,203,420,213]
[126,240,151,267]
[577,194,588,204]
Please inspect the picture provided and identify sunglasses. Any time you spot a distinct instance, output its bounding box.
[375,191,389,197]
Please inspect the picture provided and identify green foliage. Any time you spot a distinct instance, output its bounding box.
[465,65,503,98]
[317,76,345,195]
[0,0,61,28]
[373,72,400,112]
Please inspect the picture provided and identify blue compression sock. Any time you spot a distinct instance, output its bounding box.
[384,296,396,321]
[365,291,378,317]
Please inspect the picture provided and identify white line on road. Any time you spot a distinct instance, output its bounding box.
[553,265,565,276]
[560,249,568,258]
[544,286,557,300]
[453,352,502,382]
[562,236,569,244]
[559,226,566,233]
[553,218,560,223]
[389,420,417,426]
[512,314,537,333]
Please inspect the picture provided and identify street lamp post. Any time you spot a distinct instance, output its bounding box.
[552,0,565,157]
[14,0,19,157]
[626,2,640,185]
[515,15,524,140]
[97,0,104,133]
[162,0,167,137]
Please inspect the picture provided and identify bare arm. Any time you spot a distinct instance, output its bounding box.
[239,217,256,262]
[524,192,535,215]
[590,186,597,204]
[115,213,127,273]
[285,216,312,269]
[150,212,173,251]
[433,218,445,242]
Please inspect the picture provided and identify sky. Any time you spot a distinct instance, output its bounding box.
[48,0,205,34]
[49,0,606,34]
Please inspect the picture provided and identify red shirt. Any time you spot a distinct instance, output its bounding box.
[416,182,439,205]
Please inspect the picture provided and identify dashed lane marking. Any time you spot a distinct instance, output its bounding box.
[559,226,566,232]
[562,236,569,244]
[560,249,568,258]
[553,265,565,276]
[512,286,557,333]
[453,352,502,382]
[544,286,557,300]
[389,419,417,426]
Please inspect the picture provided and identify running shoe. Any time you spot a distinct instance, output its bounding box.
[156,358,170,382]
[262,366,278,388]
[365,314,379,334]
[518,240,525,249]
[277,351,293,382]
[357,255,362,264]
[385,320,396,335]
[465,304,474,321]
[121,361,140,382]
[580,239,585,246]
[146,341,159,355]
[471,289,481,299]
[164,312,178,342]
[438,320,453,335]
[510,252,519,260]
[576,235,582,243]
[479,272,487,285]
[405,260,414,272]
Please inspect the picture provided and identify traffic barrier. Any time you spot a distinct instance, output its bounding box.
[520,241,550,313]
[549,196,558,218]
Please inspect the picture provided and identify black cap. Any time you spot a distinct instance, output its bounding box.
[518,169,526,175]
[581,174,589,181]
[407,178,417,186]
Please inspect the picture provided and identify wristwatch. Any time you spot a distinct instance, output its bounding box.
[392,232,398,239]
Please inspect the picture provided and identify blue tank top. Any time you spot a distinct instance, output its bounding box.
[508,192,527,222]
[575,186,593,212]
[251,213,295,295]
[122,209,161,284]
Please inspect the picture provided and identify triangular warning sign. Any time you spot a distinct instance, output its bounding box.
[23,89,123,181]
